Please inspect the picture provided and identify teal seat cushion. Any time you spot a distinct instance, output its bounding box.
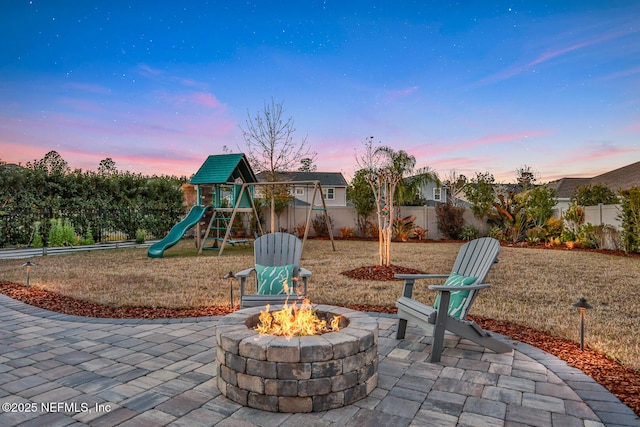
[256,264,295,295]
[433,273,478,319]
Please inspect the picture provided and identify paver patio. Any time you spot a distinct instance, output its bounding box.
[0,294,638,426]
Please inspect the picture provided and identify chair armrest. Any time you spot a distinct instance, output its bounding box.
[428,283,491,292]
[299,267,312,277]
[234,267,255,278]
[396,273,450,299]
[394,274,449,280]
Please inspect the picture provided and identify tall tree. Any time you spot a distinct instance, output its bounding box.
[515,165,537,190]
[347,169,376,233]
[98,158,118,176]
[240,99,316,232]
[571,183,619,206]
[298,157,317,172]
[465,172,496,219]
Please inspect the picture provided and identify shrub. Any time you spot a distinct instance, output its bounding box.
[135,228,146,244]
[543,217,564,241]
[365,220,379,238]
[487,226,504,241]
[571,183,619,206]
[619,187,640,253]
[48,219,64,247]
[460,225,479,241]
[311,214,334,237]
[339,226,355,239]
[393,215,416,241]
[294,222,306,237]
[412,226,428,240]
[435,202,465,239]
[526,225,545,246]
[79,223,95,245]
[62,219,78,245]
[31,222,43,248]
[564,202,584,234]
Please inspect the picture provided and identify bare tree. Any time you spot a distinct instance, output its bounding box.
[442,170,468,206]
[240,98,316,232]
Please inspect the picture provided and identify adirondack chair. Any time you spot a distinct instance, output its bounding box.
[235,232,311,308]
[395,237,512,362]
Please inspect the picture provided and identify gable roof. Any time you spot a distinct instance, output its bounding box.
[546,178,592,199]
[189,153,258,185]
[256,171,348,187]
[591,161,640,191]
[546,161,640,199]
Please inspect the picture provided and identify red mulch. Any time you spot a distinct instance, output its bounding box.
[340,264,425,280]
[0,278,638,416]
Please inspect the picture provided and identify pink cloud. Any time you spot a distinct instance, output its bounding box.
[191,92,224,109]
[479,29,635,86]
[405,130,551,159]
[599,66,640,81]
[544,142,640,169]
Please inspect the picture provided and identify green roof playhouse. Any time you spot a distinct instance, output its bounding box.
[148,153,259,258]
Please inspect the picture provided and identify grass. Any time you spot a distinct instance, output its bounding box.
[1,239,639,372]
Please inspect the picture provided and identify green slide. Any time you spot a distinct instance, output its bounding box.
[147,205,212,258]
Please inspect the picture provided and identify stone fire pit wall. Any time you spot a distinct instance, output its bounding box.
[216,305,379,413]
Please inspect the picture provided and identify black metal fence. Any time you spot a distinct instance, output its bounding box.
[0,206,186,248]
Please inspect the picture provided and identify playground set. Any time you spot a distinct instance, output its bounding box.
[148,153,335,258]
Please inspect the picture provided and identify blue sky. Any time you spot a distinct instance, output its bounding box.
[1,1,639,182]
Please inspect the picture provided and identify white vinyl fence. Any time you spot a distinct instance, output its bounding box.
[264,205,486,239]
[555,204,622,230]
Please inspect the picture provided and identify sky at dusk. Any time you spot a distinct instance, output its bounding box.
[1,1,639,183]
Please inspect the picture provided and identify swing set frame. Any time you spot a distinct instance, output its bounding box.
[198,180,336,256]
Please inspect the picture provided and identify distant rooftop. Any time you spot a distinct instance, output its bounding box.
[256,171,348,186]
[546,161,640,199]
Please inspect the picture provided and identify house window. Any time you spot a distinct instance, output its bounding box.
[323,188,335,200]
[295,188,305,196]
[433,187,442,201]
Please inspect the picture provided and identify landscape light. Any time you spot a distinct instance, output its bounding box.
[224,271,235,308]
[22,260,35,290]
[572,297,593,351]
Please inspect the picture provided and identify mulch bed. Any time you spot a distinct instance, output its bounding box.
[340,264,425,280]
[0,278,638,417]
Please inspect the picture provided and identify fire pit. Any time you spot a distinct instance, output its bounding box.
[216,304,378,413]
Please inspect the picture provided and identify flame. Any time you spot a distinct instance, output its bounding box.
[254,298,342,337]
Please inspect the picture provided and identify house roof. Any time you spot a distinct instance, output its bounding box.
[546,178,592,199]
[591,161,640,192]
[546,161,640,199]
[256,171,348,187]
[189,153,258,185]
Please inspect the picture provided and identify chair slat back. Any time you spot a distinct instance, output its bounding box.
[450,237,500,318]
[254,232,303,267]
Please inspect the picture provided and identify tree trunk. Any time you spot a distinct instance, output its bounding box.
[270,196,276,233]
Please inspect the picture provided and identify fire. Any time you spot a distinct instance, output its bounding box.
[254,298,341,337]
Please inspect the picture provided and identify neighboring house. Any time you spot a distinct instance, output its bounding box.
[546,161,640,213]
[255,171,349,207]
[417,181,449,206]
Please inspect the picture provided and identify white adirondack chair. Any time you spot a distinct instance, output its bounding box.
[235,232,311,308]
[395,237,512,362]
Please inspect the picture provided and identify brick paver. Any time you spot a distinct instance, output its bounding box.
[0,294,638,426]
